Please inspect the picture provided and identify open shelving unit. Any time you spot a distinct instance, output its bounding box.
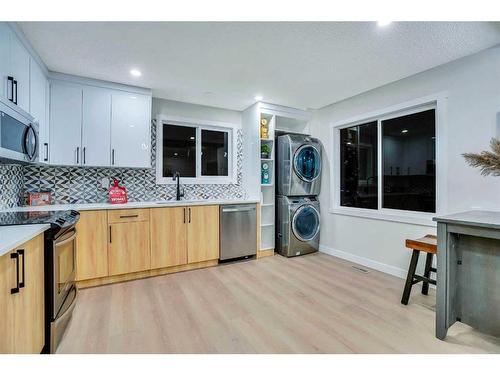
[242,102,312,257]
[259,113,275,251]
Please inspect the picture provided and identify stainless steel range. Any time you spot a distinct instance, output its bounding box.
[0,210,80,353]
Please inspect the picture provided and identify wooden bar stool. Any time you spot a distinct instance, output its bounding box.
[401,234,437,305]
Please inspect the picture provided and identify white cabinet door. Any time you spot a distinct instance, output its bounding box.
[0,24,11,102]
[10,34,30,113]
[82,87,112,167]
[111,92,151,168]
[49,82,83,166]
[30,59,49,163]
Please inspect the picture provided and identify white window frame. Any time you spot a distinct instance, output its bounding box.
[330,93,448,227]
[156,115,238,185]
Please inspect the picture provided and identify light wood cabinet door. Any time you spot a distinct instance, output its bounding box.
[13,235,45,354]
[0,249,16,353]
[76,210,108,281]
[187,205,220,263]
[108,221,151,276]
[150,207,187,269]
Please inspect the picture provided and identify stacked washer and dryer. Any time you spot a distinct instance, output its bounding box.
[276,134,323,257]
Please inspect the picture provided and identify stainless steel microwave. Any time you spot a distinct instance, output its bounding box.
[0,98,39,163]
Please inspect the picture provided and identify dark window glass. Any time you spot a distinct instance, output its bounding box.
[340,121,378,209]
[201,129,228,176]
[382,109,435,213]
[162,124,196,178]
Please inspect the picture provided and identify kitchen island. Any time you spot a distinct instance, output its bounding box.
[434,211,500,340]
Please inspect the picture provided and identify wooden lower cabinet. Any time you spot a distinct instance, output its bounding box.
[187,205,220,263]
[76,210,108,281]
[108,220,151,276]
[75,205,221,287]
[150,207,187,269]
[0,234,45,354]
[0,248,16,353]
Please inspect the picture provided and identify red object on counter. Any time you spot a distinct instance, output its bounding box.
[28,191,52,206]
[108,179,128,204]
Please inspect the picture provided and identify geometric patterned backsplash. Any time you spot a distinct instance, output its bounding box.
[0,165,25,209]
[0,127,246,209]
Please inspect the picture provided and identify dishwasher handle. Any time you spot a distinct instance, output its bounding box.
[222,206,256,213]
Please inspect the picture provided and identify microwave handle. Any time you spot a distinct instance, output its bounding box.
[23,123,39,161]
[13,79,18,105]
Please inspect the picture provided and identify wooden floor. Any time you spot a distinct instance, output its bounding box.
[57,253,500,353]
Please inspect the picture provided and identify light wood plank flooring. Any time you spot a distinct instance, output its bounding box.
[57,253,500,353]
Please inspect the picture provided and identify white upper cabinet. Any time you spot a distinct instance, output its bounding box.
[0,24,10,101]
[49,82,83,166]
[30,59,49,163]
[82,87,112,167]
[111,92,151,168]
[48,78,152,168]
[10,35,30,113]
[0,23,37,115]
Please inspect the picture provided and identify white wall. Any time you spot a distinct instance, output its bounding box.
[310,45,500,277]
[152,98,241,127]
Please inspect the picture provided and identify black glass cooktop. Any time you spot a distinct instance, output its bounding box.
[0,210,80,228]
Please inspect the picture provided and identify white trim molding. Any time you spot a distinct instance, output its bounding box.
[329,92,448,224]
[319,244,408,279]
[156,115,238,185]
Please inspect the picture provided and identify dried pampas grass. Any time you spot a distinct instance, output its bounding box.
[463,138,500,176]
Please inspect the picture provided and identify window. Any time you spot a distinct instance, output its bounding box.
[382,109,435,213]
[162,125,196,178]
[201,129,228,176]
[336,106,436,215]
[157,118,235,184]
[340,121,378,209]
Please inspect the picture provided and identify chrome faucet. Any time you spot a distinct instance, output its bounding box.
[173,172,184,201]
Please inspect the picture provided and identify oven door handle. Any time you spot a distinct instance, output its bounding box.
[55,229,77,247]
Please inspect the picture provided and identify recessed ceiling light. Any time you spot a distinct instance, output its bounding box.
[130,69,142,77]
[401,129,408,133]
[254,95,263,101]
[190,136,195,140]
[377,21,392,27]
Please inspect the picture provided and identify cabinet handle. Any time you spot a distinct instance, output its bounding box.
[183,208,186,223]
[83,147,86,164]
[17,249,25,289]
[7,76,14,102]
[112,149,115,165]
[119,214,139,219]
[109,226,112,243]
[76,147,80,164]
[44,143,49,162]
[10,252,19,294]
[13,79,18,105]
[188,208,191,223]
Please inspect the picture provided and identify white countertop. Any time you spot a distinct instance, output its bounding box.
[0,224,50,257]
[0,199,260,212]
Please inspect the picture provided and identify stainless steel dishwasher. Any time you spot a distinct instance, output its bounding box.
[220,204,257,261]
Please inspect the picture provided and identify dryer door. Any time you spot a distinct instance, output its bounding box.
[292,204,320,242]
[293,145,321,182]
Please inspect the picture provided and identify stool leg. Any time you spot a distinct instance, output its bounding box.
[421,253,433,295]
[401,250,420,305]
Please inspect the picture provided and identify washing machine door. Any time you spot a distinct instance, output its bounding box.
[293,145,321,182]
[292,204,320,242]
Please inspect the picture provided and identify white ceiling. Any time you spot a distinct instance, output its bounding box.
[19,22,500,111]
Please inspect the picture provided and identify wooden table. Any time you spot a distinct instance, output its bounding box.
[434,211,500,340]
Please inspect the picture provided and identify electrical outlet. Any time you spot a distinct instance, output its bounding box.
[101,177,110,190]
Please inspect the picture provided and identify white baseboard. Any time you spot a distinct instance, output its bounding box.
[319,244,407,279]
